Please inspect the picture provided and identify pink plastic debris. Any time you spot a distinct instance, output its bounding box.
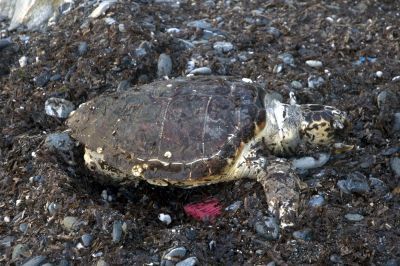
[184,198,222,222]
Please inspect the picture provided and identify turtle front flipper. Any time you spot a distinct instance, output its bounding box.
[233,146,300,228]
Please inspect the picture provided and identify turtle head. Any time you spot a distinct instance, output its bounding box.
[299,104,349,148]
[261,100,349,156]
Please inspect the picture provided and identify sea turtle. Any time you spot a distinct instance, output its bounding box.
[66,75,348,225]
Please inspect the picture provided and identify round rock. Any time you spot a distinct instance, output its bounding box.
[45,98,75,119]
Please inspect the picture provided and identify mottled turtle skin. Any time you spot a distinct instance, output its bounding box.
[67,76,347,225]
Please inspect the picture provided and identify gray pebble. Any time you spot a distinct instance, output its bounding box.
[58,259,70,266]
[19,223,28,234]
[187,19,211,29]
[81,233,93,247]
[292,228,312,241]
[266,262,276,266]
[213,41,234,53]
[163,246,187,261]
[0,37,12,50]
[78,42,88,56]
[34,71,51,87]
[176,257,199,266]
[29,175,45,183]
[266,27,281,38]
[157,53,172,78]
[0,236,15,247]
[12,243,30,261]
[390,157,400,176]
[45,97,75,119]
[291,80,303,89]
[47,202,59,215]
[369,177,388,194]
[42,263,54,266]
[44,133,74,152]
[385,258,399,266]
[393,113,400,132]
[189,67,212,75]
[50,74,61,81]
[225,200,242,212]
[117,79,131,92]
[308,194,325,208]
[96,259,109,266]
[337,172,370,194]
[381,146,400,156]
[278,53,295,66]
[22,256,46,266]
[112,220,123,243]
[307,75,325,89]
[345,213,364,222]
[62,216,80,232]
[330,254,343,263]
[254,216,279,240]
[376,90,391,109]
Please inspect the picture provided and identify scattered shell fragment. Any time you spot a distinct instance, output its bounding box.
[164,151,172,158]
[305,60,323,68]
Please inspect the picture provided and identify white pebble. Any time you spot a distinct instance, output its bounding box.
[89,0,117,18]
[392,75,400,82]
[19,56,28,67]
[306,60,323,68]
[158,213,172,225]
[376,71,383,78]
[118,24,126,32]
[292,153,330,170]
[241,78,253,83]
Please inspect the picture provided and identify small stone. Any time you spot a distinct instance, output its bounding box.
[50,74,61,81]
[163,247,187,261]
[390,157,400,176]
[158,213,172,225]
[305,60,323,68]
[12,244,30,261]
[392,76,400,82]
[278,53,295,66]
[293,153,330,170]
[213,41,234,53]
[34,71,51,87]
[118,24,126,32]
[187,19,211,29]
[0,37,12,50]
[62,216,80,232]
[104,17,116,25]
[225,201,242,212]
[291,80,303,89]
[308,194,325,208]
[157,53,172,78]
[254,216,279,240]
[47,202,59,216]
[385,258,400,266]
[19,56,28,67]
[176,257,199,266]
[337,172,370,194]
[44,133,74,152]
[273,64,283,74]
[78,42,88,56]
[308,75,325,89]
[58,259,69,266]
[376,71,383,78]
[29,175,45,183]
[112,220,123,243]
[369,177,388,194]
[117,80,131,92]
[266,262,276,266]
[292,228,312,241]
[393,113,400,132]
[330,254,343,263]
[18,223,28,234]
[21,255,46,266]
[81,234,93,247]
[189,67,212,75]
[266,27,281,38]
[0,236,15,247]
[345,213,364,222]
[96,259,109,266]
[45,97,75,119]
